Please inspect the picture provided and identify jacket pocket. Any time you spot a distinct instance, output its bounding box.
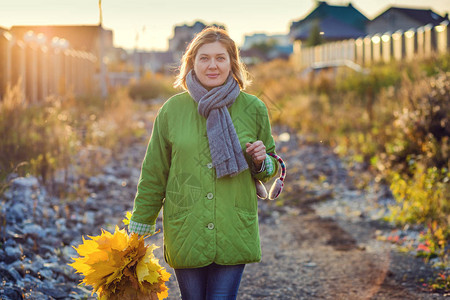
[234,207,259,249]
[233,174,258,214]
[234,207,258,228]
[163,210,191,266]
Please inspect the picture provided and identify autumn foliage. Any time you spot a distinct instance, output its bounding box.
[69,227,170,299]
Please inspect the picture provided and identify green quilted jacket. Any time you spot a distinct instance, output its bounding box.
[129,91,278,269]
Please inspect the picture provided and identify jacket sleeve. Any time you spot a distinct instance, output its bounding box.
[129,106,171,235]
[252,101,278,183]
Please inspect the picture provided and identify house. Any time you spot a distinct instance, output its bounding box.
[240,33,293,63]
[366,7,449,35]
[289,1,368,44]
[289,1,368,71]
[241,33,291,50]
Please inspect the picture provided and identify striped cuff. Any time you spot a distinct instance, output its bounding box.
[128,220,156,236]
[265,155,275,176]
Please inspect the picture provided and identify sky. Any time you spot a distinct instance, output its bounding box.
[1,0,449,51]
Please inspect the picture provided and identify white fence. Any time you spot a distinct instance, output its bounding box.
[292,21,450,70]
[0,30,97,102]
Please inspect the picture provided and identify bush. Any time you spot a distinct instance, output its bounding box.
[0,83,147,193]
[128,73,177,101]
[388,164,449,226]
[0,83,77,184]
[379,72,450,175]
[249,54,450,268]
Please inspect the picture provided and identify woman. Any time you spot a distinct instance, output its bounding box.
[129,27,278,300]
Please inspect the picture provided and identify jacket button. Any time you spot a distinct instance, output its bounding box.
[207,163,213,169]
[206,192,214,199]
[207,223,215,230]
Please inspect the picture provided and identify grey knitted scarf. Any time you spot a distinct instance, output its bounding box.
[186,70,248,178]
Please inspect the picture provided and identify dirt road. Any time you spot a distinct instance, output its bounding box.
[155,128,446,299]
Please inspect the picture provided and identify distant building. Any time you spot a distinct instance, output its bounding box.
[289,1,368,43]
[130,50,176,74]
[240,33,293,64]
[168,21,226,60]
[241,33,292,50]
[367,7,449,35]
[289,1,369,71]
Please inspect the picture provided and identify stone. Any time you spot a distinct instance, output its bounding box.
[87,176,103,189]
[304,262,317,268]
[84,196,98,211]
[55,218,66,231]
[11,176,39,191]
[7,203,28,223]
[10,177,41,207]
[115,166,132,178]
[23,290,49,300]
[38,287,68,299]
[0,266,19,283]
[1,286,24,300]
[103,165,115,175]
[4,246,22,263]
[31,258,45,271]
[39,245,56,256]
[62,230,80,246]
[104,174,119,186]
[37,268,54,280]
[43,235,61,248]
[23,224,45,238]
[26,237,35,247]
[83,211,96,226]
[62,246,77,261]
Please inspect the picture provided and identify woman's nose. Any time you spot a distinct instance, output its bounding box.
[208,59,217,68]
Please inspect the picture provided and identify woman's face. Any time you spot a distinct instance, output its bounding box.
[193,41,231,89]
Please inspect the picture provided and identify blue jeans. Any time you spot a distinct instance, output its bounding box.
[174,263,245,300]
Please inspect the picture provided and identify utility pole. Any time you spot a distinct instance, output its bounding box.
[99,0,103,26]
[98,0,107,98]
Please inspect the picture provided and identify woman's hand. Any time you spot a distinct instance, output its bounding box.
[246,141,266,170]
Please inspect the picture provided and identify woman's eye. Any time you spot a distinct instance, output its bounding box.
[217,57,225,61]
[200,57,208,61]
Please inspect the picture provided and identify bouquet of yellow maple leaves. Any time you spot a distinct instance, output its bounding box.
[69,223,170,300]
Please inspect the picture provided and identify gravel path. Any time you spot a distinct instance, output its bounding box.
[1,115,447,299]
[156,126,447,299]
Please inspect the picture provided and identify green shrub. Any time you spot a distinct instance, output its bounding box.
[0,83,77,184]
[388,164,449,226]
[128,73,177,101]
[380,72,450,175]
[0,83,150,192]
[249,54,450,268]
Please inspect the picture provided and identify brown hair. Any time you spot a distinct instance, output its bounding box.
[174,27,251,90]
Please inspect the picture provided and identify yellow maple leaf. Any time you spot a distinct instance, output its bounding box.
[157,288,169,300]
[73,237,101,256]
[159,269,171,282]
[68,257,91,275]
[123,211,132,225]
[83,249,109,265]
[136,246,161,284]
[110,227,129,251]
